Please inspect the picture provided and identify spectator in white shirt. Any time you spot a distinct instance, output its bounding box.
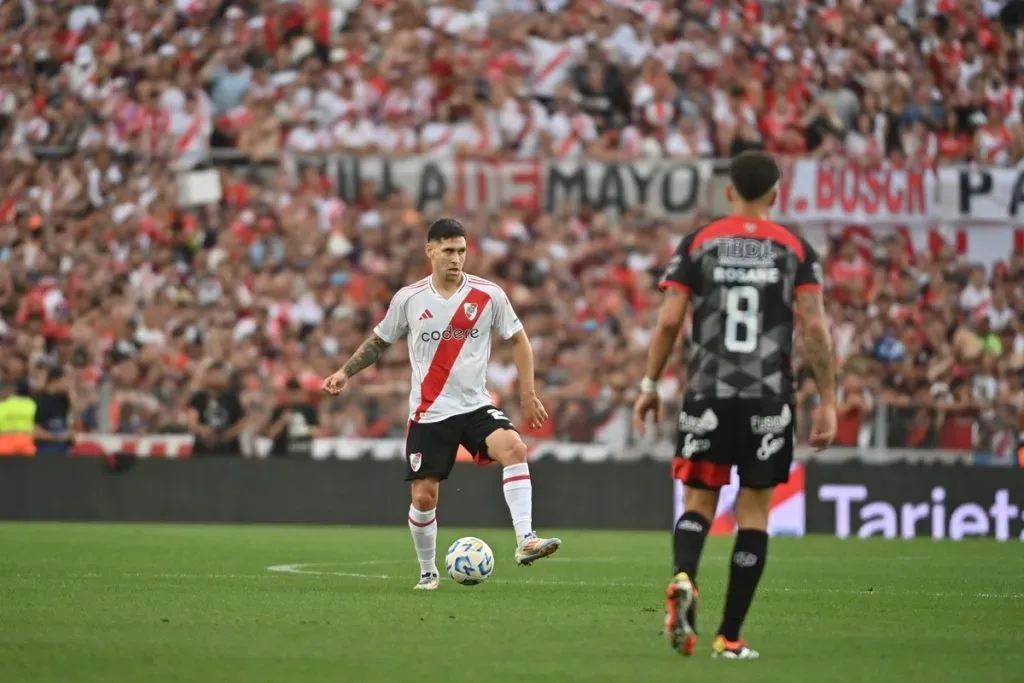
[986,288,1015,332]
[959,266,992,312]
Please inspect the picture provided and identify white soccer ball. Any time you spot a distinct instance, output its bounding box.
[445,536,494,586]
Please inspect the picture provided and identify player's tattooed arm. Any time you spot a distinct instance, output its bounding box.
[795,289,836,406]
[341,334,392,377]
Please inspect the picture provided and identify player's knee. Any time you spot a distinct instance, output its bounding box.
[486,430,527,465]
[412,490,438,511]
[499,438,528,465]
[410,481,439,511]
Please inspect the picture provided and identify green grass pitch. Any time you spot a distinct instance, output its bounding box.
[1,523,1021,683]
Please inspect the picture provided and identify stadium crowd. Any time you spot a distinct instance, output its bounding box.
[0,0,1023,458]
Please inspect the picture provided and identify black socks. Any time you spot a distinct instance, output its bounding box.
[673,511,710,576]
[673,511,710,630]
[718,528,768,642]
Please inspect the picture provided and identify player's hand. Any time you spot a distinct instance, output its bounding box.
[321,370,348,395]
[632,392,661,436]
[520,392,548,430]
[809,403,837,451]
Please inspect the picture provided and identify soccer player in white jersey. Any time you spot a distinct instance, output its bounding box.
[321,218,562,590]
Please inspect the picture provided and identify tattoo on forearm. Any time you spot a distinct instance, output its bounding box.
[797,292,835,397]
[804,325,835,395]
[342,335,392,377]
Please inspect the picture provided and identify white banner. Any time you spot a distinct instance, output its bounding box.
[796,222,1022,271]
[772,160,938,225]
[937,166,1024,223]
[291,154,712,218]
[284,154,1024,231]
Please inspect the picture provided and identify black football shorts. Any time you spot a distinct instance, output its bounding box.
[672,397,795,490]
[404,404,517,481]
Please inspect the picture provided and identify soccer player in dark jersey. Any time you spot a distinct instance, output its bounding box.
[633,151,837,661]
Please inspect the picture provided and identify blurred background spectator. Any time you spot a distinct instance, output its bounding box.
[0,0,1022,462]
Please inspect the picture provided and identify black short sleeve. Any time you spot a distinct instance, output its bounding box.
[659,232,699,295]
[794,237,824,293]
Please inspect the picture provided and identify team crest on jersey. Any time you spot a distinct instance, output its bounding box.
[463,302,478,320]
[409,452,422,472]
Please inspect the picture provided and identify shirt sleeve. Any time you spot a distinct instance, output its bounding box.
[372,291,410,344]
[794,238,824,293]
[492,289,524,340]
[658,232,698,294]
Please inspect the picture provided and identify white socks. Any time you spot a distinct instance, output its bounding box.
[407,505,437,574]
[502,463,534,541]
[408,463,532,572]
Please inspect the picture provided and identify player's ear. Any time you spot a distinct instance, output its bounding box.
[725,184,734,203]
[766,188,778,207]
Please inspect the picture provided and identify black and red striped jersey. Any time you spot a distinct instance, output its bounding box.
[659,217,823,401]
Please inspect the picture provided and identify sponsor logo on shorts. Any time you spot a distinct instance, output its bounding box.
[678,408,719,435]
[408,452,422,472]
[750,404,792,435]
[756,434,785,461]
[680,433,711,459]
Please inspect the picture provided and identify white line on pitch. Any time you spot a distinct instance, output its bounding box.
[263,563,1024,600]
[4,563,1018,600]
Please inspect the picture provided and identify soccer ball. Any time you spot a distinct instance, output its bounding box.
[445,536,494,586]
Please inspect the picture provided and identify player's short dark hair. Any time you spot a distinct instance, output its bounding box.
[426,217,467,243]
[729,151,782,202]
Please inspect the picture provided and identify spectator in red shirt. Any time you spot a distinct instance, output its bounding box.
[938,380,980,450]
[936,108,972,162]
[829,239,873,305]
[835,373,873,447]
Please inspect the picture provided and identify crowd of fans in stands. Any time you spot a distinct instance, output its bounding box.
[0,0,1022,458]
[2,0,1024,165]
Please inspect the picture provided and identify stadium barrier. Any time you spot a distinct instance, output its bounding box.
[804,463,1024,541]
[4,452,1022,540]
[64,433,1013,465]
[0,457,671,530]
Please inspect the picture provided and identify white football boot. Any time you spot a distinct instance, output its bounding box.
[413,570,440,591]
[513,533,562,566]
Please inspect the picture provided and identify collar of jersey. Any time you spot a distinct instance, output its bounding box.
[428,273,468,301]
